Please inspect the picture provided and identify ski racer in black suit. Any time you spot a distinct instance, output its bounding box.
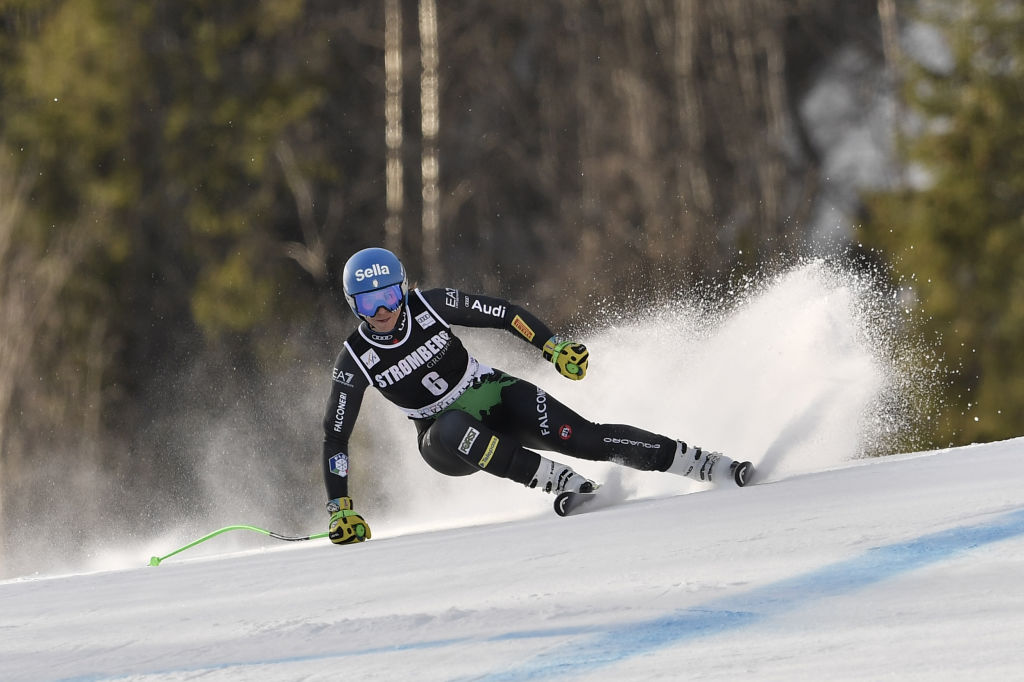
[323,247,752,544]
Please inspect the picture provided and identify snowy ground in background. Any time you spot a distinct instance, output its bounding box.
[2,437,1023,681]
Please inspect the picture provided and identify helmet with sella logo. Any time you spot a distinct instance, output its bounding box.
[342,247,408,319]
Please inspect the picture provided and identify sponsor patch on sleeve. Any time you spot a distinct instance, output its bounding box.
[511,315,535,342]
[329,453,349,477]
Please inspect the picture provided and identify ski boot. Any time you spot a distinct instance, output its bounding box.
[528,456,597,494]
[667,442,753,487]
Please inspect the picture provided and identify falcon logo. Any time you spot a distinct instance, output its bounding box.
[332,393,348,432]
[536,387,550,436]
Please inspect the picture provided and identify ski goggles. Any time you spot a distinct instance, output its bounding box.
[353,283,404,317]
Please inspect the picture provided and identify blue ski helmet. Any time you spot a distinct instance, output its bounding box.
[342,247,408,318]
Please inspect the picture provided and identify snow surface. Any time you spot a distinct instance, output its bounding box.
[3,261,1021,680]
[2,438,1023,681]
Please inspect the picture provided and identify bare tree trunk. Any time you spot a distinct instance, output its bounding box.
[670,0,713,268]
[419,0,441,277]
[0,155,86,574]
[877,0,901,85]
[277,140,329,282]
[877,0,905,184]
[385,0,404,254]
[0,159,31,567]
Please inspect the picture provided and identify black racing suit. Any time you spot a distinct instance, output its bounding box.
[321,288,678,501]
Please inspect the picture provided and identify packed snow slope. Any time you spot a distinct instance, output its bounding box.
[2,437,1023,681]
[4,260,1020,680]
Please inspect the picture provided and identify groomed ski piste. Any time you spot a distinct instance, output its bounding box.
[2,261,1022,681]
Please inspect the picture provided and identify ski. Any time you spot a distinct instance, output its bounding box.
[554,489,598,517]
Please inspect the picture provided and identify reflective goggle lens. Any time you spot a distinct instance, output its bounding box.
[354,284,404,317]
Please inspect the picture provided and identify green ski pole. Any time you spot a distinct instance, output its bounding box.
[149,525,329,566]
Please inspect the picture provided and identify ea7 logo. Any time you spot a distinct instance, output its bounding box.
[445,288,459,308]
[332,369,355,385]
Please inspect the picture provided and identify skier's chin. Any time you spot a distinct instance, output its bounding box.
[369,311,399,332]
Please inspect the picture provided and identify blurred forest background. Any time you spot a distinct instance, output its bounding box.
[1,0,1021,576]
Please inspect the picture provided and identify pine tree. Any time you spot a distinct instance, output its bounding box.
[859,0,1024,445]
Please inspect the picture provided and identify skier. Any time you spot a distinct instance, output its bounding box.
[322,247,752,543]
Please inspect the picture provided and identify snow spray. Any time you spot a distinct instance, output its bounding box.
[1,259,939,577]
[371,258,941,533]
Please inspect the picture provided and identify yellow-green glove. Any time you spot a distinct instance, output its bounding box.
[542,336,589,381]
[327,497,371,544]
